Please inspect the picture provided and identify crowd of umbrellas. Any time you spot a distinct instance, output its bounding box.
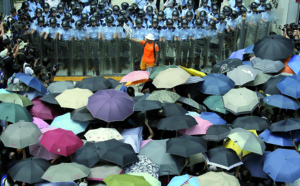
[1,34,300,185]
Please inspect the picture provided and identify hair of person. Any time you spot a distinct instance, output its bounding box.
[127,86,135,97]
[10,8,16,14]
[33,66,43,75]
[240,168,252,183]
[12,64,22,73]
[42,57,50,66]
[3,39,11,48]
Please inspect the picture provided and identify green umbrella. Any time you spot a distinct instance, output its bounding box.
[42,163,90,182]
[104,174,151,186]
[146,90,180,103]
[149,65,178,79]
[129,173,161,186]
[203,96,228,114]
[0,103,33,123]
[0,93,33,107]
[244,71,272,86]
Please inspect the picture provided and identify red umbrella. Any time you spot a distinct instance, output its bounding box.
[40,128,83,156]
[29,97,64,120]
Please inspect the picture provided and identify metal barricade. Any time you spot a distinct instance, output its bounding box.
[119,38,133,74]
[71,40,88,76]
[131,40,144,71]
[244,22,259,48]
[178,39,192,67]
[102,39,117,75]
[57,40,72,76]
[255,21,269,42]
[43,38,58,66]
[193,37,207,69]
[87,39,100,76]
[207,35,220,68]
[218,34,224,61]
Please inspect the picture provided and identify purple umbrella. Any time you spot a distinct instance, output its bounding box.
[87,89,134,122]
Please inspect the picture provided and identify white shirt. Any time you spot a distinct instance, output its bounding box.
[23,62,34,75]
[0,49,8,58]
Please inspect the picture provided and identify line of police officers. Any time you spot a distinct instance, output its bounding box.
[18,0,277,75]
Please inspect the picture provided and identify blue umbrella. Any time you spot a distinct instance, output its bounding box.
[199,112,226,125]
[15,73,47,93]
[259,129,294,147]
[229,49,245,60]
[244,45,254,54]
[0,89,11,94]
[242,151,270,179]
[50,113,89,135]
[263,95,300,110]
[263,149,300,183]
[121,127,143,153]
[197,74,235,96]
[168,174,199,186]
[288,55,300,74]
[277,75,300,98]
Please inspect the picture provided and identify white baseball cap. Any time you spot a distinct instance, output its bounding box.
[145,33,155,41]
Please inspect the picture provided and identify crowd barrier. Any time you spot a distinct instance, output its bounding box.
[27,20,279,76]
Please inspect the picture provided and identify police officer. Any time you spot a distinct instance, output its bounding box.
[147,18,161,41]
[206,20,218,67]
[99,0,112,10]
[62,12,75,29]
[196,0,211,17]
[222,6,232,18]
[160,19,176,65]
[132,18,147,40]
[28,0,42,13]
[98,2,106,19]
[73,4,83,22]
[258,0,267,12]
[233,0,246,12]
[112,5,120,24]
[216,14,229,34]
[101,9,113,24]
[145,6,154,26]
[116,16,130,72]
[238,6,248,17]
[227,10,241,32]
[156,10,165,27]
[121,2,129,10]
[247,2,260,23]
[102,16,116,41]
[192,19,207,70]
[48,7,58,24]
[57,3,65,25]
[197,11,209,28]
[208,5,219,21]
[58,20,73,75]
[87,16,101,75]
[182,0,196,19]
[83,0,98,15]
[135,0,147,10]
[44,17,59,40]
[164,1,179,19]
[42,3,50,22]
[170,11,181,28]
[31,16,46,35]
[136,10,148,28]
[186,11,195,28]
[262,3,276,22]
[81,13,89,28]
[160,19,176,42]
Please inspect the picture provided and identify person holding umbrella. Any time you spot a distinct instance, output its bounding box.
[128,33,159,71]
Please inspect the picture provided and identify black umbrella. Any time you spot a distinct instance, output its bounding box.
[270,118,300,132]
[76,77,112,92]
[97,139,139,167]
[157,115,198,131]
[73,142,102,167]
[261,75,284,95]
[232,116,270,131]
[40,93,60,105]
[107,78,119,89]
[202,125,231,142]
[134,100,162,112]
[161,103,187,117]
[8,157,51,184]
[71,107,95,122]
[253,35,294,60]
[205,146,242,170]
[211,58,243,74]
[166,135,207,157]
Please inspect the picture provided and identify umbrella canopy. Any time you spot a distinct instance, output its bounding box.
[128,173,161,186]
[96,139,139,167]
[181,76,204,85]
[40,128,84,156]
[15,73,47,93]
[87,164,123,181]
[107,78,119,88]
[259,129,295,147]
[71,107,94,122]
[104,174,151,186]
[157,115,197,130]
[168,174,199,186]
[87,89,134,122]
[8,157,51,184]
[178,116,213,135]
[229,49,245,60]
[76,77,112,92]
[263,148,300,183]
[50,113,89,135]
[244,71,272,86]
[204,147,242,170]
[245,44,254,54]
[42,163,90,182]
[261,75,284,95]
[1,121,41,149]
[139,139,186,176]
[263,95,300,110]
[203,125,230,142]
[203,95,228,114]
[146,90,181,103]
[149,65,178,79]
[227,65,258,86]
[288,55,300,74]
[270,118,300,132]
[250,57,285,73]
[177,97,201,110]
[84,128,123,142]
[232,116,270,131]
[56,88,93,109]
[199,112,226,125]
[30,97,63,120]
[161,103,187,117]
[197,73,234,96]
[73,142,102,167]
[0,93,32,107]
[211,58,243,74]
[134,100,162,112]
[29,140,59,160]
[223,88,259,115]
[121,127,143,153]
[124,155,159,179]
[277,75,300,98]
[166,135,207,157]
[228,128,266,155]
[179,66,206,77]
[120,71,150,83]
[197,172,240,186]
[0,102,33,123]
[153,68,190,88]
[253,35,294,60]
[32,117,49,129]
[243,151,270,179]
[40,93,60,105]
[47,81,75,93]
[0,88,11,94]
[6,83,28,92]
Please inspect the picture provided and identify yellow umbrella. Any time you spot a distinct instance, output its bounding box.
[55,88,93,109]
[223,130,258,157]
[125,79,149,86]
[179,66,206,77]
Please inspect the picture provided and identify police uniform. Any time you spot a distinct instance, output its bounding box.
[87,25,101,75]
[175,26,193,66]
[247,11,261,24]
[112,14,119,25]
[182,9,196,18]
[197,6,210,15]
[262,11,276,22]
[208,13,219,20]
[57,13,65,24]
[187,20,194,28]
[193,26,207,70]
[45,25,59,39]
[227,16,241,30]
[135,0,147,10]
[164,8,179,19]
[216,21,228,33]
[58,26,74,41]
[258,5,266,12]
[147,26,161,40]
[82,6,92,15]
[28,0,42,12]
[160,27,175,41]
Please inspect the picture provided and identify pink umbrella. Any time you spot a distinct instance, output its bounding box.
[40,128,83,157]
[29,140,59,160]
[120,71,150,83]
[41,127,57,133]
[29,97,64,120]
[178,116,213,135]
[140,139,152,149]
[32,117,49,129]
